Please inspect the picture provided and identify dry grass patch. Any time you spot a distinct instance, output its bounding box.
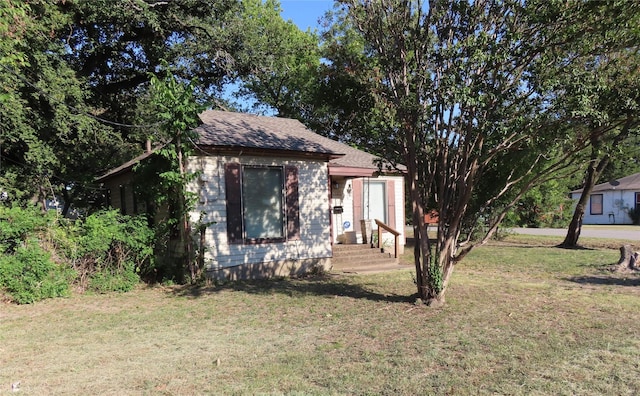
[2,242,640,395]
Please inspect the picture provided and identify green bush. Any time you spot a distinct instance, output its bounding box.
[0,205,50,253]
[88,263,140,293]
[0,206,155,302]
[66,210,155,293]
[0,206,70,303]
[503,180,573,228]
[0,245,72,304]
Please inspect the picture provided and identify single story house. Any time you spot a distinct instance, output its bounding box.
[570,171,640,225]
[96,110,406,279]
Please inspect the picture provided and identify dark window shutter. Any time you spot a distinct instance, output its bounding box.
[285,165,300,240]
[225,163,243,244]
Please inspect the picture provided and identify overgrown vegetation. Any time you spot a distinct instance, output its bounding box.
[0,206,154,304]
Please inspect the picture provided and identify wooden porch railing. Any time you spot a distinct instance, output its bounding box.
[374,219,400,259]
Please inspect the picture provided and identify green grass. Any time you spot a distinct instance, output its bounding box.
[2,241,640,395]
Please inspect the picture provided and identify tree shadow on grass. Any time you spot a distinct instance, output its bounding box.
[564,274,640,287]
[168,274,415,304]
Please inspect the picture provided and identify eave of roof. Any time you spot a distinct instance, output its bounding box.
[572,171,640,194]
[328,165,377,177]
[96,111,406,183]
[95,150,154,183]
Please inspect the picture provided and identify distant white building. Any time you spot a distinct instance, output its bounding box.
[570,172,640,225]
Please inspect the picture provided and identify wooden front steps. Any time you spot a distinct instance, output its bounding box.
[331,244,410,274]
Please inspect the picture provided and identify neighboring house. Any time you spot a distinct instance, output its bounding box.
[96,110,405,279]
[570,172,640,225]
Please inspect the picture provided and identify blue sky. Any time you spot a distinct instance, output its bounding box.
[279,0,335,30]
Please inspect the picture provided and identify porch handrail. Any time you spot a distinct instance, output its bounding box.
[374,219,400,259]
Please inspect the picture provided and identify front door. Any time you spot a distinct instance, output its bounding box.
[363,180,386,228]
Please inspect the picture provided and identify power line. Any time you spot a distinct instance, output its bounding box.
[0,63,166,129]
[0,154,106,192]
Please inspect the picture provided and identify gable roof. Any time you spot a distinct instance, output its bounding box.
[573,172,640,194]
[95,149,155,183]
[97,111,402,182]
[196,110,342,159]
[197,110,400,176]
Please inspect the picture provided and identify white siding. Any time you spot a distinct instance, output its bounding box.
[331,178,355,241]
[579,189,637,225]
[187,155,331,273]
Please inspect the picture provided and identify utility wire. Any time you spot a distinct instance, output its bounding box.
[0,154,107,191]
[0,63,166,129]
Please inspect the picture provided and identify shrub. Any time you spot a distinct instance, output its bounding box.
[66,210,155,293]
[0,205,50,253]
[0,205,72,303]
[0,245,72,304]
[0,206,155,302]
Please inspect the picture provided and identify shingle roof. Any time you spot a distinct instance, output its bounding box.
[197,110,342,158]
[593,172,640,192]
[573,172,640,193]
[196,110,388,171]
[97,110,402,183]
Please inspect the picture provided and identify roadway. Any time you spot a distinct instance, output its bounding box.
[511,226,640,241]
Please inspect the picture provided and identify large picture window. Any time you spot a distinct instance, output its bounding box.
[225,163,300,244]
[243,167,284,239]
[590,194,603,215]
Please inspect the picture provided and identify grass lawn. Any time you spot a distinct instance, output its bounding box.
[2,236,640,395]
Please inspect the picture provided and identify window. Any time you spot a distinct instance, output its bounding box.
[119,185,127,215]
[636,192,640,211]
[225,163,300,244]
[243,167,284,239]
[590,194,603,215]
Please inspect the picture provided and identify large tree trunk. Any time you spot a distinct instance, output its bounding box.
[561,145,609,248]
[562,120,634,247]
[407,144,430,302]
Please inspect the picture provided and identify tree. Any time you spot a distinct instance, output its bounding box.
[0,1,117,211]
[60,0,242,128]
[230,0,321,117]
[559,53,640,246]
[336,0,640,305]
[1,1,248,211]
[142,67,204,283]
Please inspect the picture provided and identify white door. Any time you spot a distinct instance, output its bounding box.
[363,181,386,228]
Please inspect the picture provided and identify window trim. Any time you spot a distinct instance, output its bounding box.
[225,163,300,245]
[590,193,603,215]
[242,165,286,244]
